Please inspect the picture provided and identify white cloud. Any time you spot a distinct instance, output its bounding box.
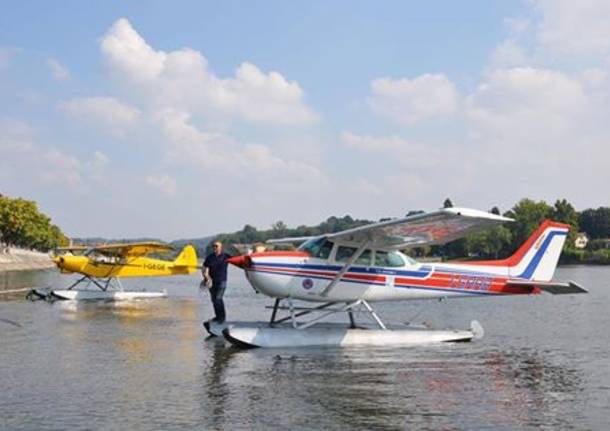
[155,109,325,184]
[47,58,70,80]
[369,74,458,125]
[533,0,610,57]
[40,148,83,188]
[145,174,177,196]
[504,17,531,36]
[85,151,109,181]
[100,18,317,126]
[58,96,141,134]
[465,67,587,147]
[491,39,530,68]
[0,118,35,152]
[0,118,110,191]
[341,131,410,151]
[341,131,456,169]
[155,109,235,168]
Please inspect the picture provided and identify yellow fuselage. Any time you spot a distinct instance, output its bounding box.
[54,255,196,278]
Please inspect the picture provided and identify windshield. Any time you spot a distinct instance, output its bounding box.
[298,237,333,259]
[335,246,372,266]
[375,251,406,267]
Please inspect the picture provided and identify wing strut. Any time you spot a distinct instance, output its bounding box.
[320,240,369,297]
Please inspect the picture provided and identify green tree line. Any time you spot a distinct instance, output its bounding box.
[210,198,610,263]
[0,194,69,251]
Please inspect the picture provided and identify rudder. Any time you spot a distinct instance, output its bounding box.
[174,245,198,273]
[508,220,569,281]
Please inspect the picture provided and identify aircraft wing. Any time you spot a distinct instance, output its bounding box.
[54,245,89,254]
[92,242,174,258]
[325,207,513,250]
[266,236,316,245]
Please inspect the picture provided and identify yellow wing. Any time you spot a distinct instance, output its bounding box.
[92,242,174,258]
[53,245,90,255]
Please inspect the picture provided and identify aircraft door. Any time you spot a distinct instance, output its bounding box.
[293,239,335,298]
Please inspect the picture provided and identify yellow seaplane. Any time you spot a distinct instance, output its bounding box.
[28,242,198,301]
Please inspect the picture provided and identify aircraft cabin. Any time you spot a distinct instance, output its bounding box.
[297,237,417,268]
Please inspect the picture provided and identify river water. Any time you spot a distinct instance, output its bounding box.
[0,265,608,430]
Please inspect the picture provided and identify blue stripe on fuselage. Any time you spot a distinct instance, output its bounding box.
[251,261,433,278]
[249,268,495,295]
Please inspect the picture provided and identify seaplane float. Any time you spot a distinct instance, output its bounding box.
[27,242,198,301]
[204,208,586,348]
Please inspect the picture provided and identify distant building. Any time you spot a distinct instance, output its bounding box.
[574,233,589,249]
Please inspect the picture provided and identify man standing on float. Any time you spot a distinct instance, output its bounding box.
[203,241,231,323]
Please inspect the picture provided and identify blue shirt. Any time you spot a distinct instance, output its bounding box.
[204,252,231,282]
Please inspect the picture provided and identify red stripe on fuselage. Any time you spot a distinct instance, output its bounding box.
[254,263,536,295]
[250,251,310,258]
[254,265,386,283]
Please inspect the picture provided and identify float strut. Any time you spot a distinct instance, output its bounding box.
[269,298,281,326]
[347,304,356,328]
[361,300,387,330]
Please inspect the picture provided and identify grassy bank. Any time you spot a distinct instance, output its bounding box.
[560,248,610,265]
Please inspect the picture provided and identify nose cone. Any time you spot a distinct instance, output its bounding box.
[53,255,72,273]
[55,255,86,273]
[227,255,251,269]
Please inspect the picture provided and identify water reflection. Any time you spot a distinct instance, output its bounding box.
[202,342,241,429]
[197,344,585,429]
[483,349,584,428]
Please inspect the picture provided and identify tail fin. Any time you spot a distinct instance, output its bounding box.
[173,245,198,273]
[506,220,569,281]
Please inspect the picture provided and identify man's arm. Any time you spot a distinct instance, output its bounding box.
[202,256,211,282]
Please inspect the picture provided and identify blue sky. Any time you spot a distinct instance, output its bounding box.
[1,1,609,239]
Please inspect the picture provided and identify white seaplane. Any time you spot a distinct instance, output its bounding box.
[204,208,586,348]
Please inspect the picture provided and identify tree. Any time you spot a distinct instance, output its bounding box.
[443,198,453,208]
[271,221,288,238]
[0,195,68,250]
[579,207,610,239]
[551,199,579,247]
[467,225,512,259]
[504,199,553,251]
[490,206,500,215]
[271,221,287,231]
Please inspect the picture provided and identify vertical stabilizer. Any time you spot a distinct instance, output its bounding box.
[507,221,569,281]
[174,245,198,273]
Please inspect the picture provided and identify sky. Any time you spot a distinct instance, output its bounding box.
[1,1,609,240]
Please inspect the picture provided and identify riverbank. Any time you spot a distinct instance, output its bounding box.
[0,247,54,272]
[560,248,610,265]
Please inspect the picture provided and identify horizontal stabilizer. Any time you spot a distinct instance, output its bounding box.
[507,279,588,294]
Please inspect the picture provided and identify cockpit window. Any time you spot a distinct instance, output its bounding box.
[335,246,372,266]
[298,237,333,259]
[375,251,405,267]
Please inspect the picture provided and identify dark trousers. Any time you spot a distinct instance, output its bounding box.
[209,280,226,322]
